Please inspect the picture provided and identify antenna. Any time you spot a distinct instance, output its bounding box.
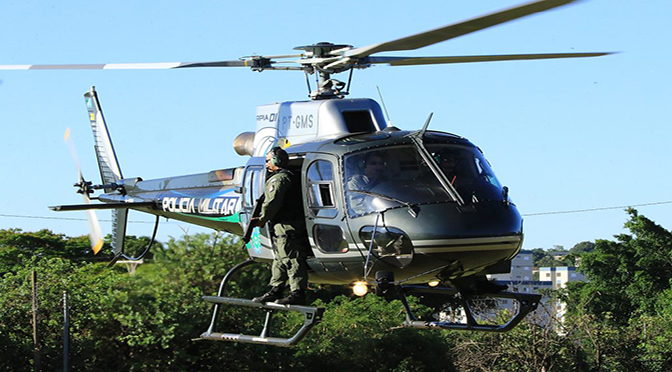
[376,86,392,126]
[420,112,434,136]
[344,69,354,95]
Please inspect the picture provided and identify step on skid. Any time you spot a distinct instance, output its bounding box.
[196,259,324,347]
[199,296,324,347]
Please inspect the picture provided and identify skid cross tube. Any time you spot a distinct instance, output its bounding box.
[398,285,541,332]
[200,297,324,347]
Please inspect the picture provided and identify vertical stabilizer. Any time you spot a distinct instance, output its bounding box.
[84,86,123,184]
[84,86,127,255]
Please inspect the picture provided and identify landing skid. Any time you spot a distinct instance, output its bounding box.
[199,297,324,347]
[196,259,324,347]
[397,285,541,332]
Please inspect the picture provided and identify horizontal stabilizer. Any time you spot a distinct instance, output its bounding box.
[49,201,156,211]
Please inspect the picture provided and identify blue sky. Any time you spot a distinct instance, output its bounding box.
[0,0,670,250]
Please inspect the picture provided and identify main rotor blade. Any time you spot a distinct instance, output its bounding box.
[175,60,257,68]
[0,60,250,70]
[345,0,576,58]
[365,52,613,66]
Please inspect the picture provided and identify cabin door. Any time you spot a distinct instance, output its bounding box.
[301,153,353,259]
[239,158,274,260]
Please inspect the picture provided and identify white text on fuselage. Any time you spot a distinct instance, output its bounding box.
[282,114,314,129]
[161,196,241,216]
[256,114,315,130]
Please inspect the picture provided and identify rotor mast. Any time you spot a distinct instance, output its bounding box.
[293,42,354,100]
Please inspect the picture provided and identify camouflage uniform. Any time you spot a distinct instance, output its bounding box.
[259,169,308,292]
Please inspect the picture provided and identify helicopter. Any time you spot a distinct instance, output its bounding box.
[1,0,610,347]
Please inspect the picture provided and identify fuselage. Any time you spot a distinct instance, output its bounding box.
[102,128,522,286]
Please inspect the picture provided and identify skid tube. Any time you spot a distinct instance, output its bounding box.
[397,285,541,332]
[197,259,324,347]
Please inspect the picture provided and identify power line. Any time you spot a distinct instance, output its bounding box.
[521,201,672,217]
[1,200,671,222]
[0,213,161,224]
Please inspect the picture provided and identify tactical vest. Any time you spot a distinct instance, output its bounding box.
[268,169,305,228]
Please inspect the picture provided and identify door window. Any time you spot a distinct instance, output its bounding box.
[243,166,264,208]
[306,160,337,218]
[313,224,348,253]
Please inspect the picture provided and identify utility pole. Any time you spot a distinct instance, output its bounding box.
[31,270,41,372]
[63,291,70,372]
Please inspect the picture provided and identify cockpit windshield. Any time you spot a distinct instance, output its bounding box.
[344,144,504,217]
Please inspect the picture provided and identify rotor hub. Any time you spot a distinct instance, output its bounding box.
[294,42,352,58]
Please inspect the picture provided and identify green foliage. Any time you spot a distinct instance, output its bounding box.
[104,233,162,261]
[0,230,263,371]
[570,241,595,254]
[151,232,266,297]
[1,210,671,371]
[450,318,576,372]
[0,229,92,274]
[568,209,672,324]
[295,295,455,371]
[562,209,672,371]
[636,286,672,369]
[530,247,577,268]
[0,257,130,371]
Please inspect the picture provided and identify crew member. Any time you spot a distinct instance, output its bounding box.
[251,147,309,305]
[436,150,460,186]
[346,151,386,215]
[347,151,386,191]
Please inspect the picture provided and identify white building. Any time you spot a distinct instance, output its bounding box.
[488,251,587,328]
[537,266,586,325]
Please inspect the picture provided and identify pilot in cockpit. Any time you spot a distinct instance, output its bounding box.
[435,149,462,186]
[346,151,387,215]
[347,151,387,192]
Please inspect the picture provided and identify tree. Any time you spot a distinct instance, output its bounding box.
[294,295,455,371]
[567,209,672,324]
[0,229,92,274]
[5,215,669,371]
[563,209,672,371]
[570,241,595,254]
[450,312,576,372]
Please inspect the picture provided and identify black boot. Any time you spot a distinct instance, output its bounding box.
[275,290,305,305]
[252,286,284,303]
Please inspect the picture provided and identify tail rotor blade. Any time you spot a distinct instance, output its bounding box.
[64,128,105,254]
[64,128,84,182]
[83,194,105,255]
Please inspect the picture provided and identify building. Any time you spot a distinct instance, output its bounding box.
[490,249,534,283]
[537,266,586,325]
[487,251,587,329]
[538,266,585,290]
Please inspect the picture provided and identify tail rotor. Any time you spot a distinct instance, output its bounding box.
[64,128,104,254]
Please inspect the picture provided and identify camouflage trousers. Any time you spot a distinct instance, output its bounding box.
[268,234,308,292]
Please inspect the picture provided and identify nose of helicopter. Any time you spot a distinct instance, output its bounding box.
[349,201,523,280]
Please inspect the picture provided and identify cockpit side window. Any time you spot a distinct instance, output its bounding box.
[306,160,337,218]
